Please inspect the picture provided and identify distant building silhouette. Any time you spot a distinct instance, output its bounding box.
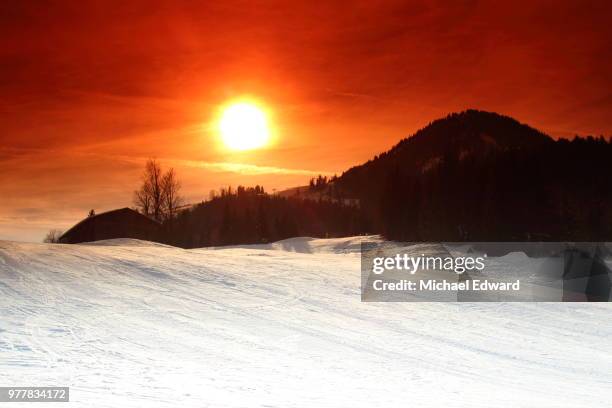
[60,208,161,244]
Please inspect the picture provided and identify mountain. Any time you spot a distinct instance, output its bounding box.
[338,110,553,196]
[332,109,612,241]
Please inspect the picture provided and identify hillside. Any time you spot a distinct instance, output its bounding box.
[1,238,611,407]
[282,110,553,201]
[167,187,366,248]
[333,110,612,241]
[339,110,553,191]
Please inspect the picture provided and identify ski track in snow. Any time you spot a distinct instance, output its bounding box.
[0,237,610,407]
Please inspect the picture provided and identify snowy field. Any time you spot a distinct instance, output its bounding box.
[0,237,611,407]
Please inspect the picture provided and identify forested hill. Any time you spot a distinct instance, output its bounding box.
[333,110,612,241]
[337,110,553,197]
[165,186,367,248]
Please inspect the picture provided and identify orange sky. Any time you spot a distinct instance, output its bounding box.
[1,0,611,242]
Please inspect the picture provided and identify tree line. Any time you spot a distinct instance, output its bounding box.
[128,161,367,248]
[130,130,612,246]
[164,185,368,248]
[342,135,612,241]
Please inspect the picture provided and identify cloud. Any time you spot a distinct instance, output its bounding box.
[90,153,331,176]
[167,159,329,176]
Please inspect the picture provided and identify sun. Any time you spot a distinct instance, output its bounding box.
[218,102,270,151]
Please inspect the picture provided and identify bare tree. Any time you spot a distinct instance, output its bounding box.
[161,168,183,221]
[134,182,152,217]
[43,229,63,243]
[134,159,162,221]
[134,159,183,222]
[147,159,164,221]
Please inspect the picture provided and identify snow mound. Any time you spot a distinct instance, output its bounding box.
[0,238,610,407]
[78,238,177,248]
[220,235,381,254]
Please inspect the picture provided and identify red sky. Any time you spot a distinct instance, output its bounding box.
[1,0,611,242]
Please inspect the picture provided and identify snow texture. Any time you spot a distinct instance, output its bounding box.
[0,237,610,407]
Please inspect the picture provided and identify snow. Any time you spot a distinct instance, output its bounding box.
[0,237,610,407]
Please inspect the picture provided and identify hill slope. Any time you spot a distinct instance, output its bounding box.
[335,110,612,241]
[1,238,611,407]
[341,110,552,190]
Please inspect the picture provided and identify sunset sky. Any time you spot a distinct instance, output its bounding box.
[1,0,611,242]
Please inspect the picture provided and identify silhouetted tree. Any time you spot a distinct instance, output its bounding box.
[161,168,183,221]
[43,229,63,243]
[134,159,183,222]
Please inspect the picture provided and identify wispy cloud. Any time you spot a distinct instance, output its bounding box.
[170,159,329,176]
[92,153,331,176]
[0,147,332,177]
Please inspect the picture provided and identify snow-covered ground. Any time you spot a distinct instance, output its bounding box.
[0,237,610,407]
